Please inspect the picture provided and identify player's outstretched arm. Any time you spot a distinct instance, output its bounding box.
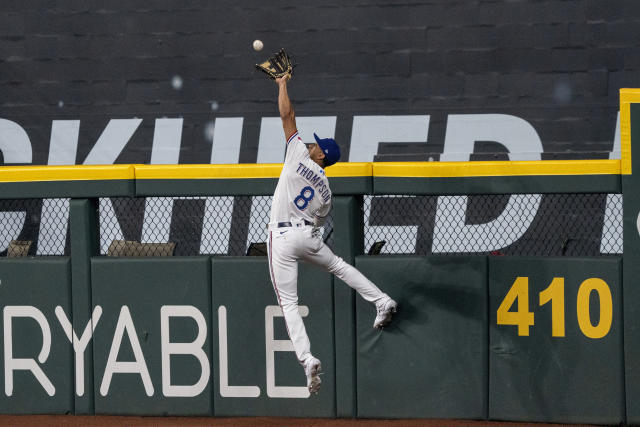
[276,75,297,141]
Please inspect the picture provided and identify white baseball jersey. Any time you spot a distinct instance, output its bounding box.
[269,131,332,226]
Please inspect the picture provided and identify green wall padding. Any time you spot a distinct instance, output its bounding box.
[489,257,623,424]
[623,102,640,425]
[0,258,73,414]
[91,257,212,415]
[355,255,488,419]
[211,257,335,417]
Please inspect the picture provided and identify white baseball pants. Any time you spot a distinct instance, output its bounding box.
[267,224,387,363]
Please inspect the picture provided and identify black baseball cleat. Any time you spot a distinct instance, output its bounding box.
[373,297,398,329]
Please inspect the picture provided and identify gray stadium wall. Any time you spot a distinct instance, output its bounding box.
[1,1,638,167]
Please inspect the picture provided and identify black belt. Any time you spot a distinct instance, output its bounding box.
[277,220,313,228]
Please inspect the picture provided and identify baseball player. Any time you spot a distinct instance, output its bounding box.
[267,73,398,395]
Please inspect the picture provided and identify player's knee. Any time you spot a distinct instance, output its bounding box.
[328,256,348,275]
[281,300,299,313]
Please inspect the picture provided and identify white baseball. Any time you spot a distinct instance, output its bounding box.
[253,40,263,51]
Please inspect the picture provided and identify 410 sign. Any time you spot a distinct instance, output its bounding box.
[496,276,613,339]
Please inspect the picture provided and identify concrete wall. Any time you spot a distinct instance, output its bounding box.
[1,1,639,165]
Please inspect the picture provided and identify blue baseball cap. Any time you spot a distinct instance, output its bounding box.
[313,133,341,167]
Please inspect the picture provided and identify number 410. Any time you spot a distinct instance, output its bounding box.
[496,277,613,339]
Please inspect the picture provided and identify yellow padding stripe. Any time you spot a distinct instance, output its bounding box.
[0,165,135,182]
[135,162,373,179]
[620,88,640,175]
[373,159,620,178]
[325,162,371,177]
[135,164,283,179]
[0,159,623,183]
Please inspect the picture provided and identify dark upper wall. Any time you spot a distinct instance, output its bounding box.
[1,0,639,165]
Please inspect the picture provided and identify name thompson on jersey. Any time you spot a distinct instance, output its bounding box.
[295,163,331,204]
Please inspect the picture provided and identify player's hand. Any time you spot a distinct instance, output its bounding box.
[275,73,291,85]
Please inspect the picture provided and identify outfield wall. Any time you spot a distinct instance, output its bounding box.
[0,90,638,423]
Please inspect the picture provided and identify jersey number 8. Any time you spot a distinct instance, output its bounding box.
[294,186,315,210]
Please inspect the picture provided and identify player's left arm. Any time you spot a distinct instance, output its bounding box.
[276,75,297,142]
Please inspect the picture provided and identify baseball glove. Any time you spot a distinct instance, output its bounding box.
[255,48,295,80]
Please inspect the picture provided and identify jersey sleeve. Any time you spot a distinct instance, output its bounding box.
[314,198,332,226]
[284,131,309,164]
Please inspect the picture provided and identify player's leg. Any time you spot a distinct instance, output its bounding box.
[300,234,397,328]
[268,230,322,393]
[301,236,384,302]
[267,231,312,362]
